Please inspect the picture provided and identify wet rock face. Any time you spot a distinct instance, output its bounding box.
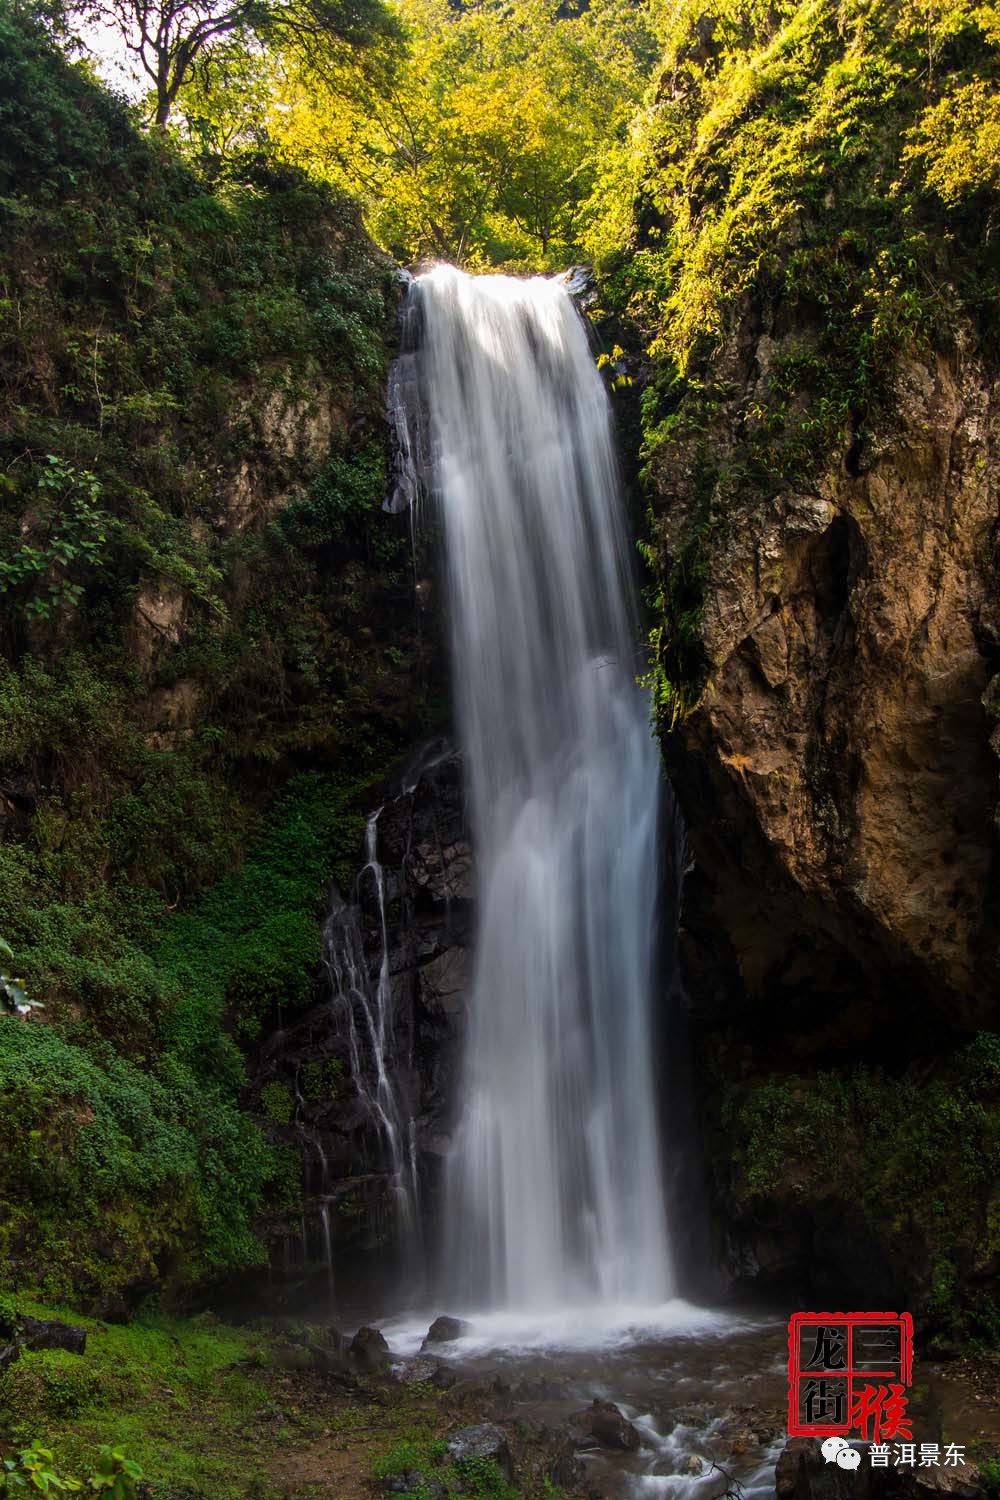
[569,1399,642,1453]
[349,1325,391,1372]
[643,308,1000,1310]
[654,335,1000,1034]
[251,742,472,1289]
[421,1314,471,1349]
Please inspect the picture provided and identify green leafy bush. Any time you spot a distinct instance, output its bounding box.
[720,1032,1000,1335]
[1,1443,142,1498]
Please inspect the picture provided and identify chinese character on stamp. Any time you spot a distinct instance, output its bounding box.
[788,1312,914,1441]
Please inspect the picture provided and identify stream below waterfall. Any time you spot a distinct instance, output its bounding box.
[378,1305,790,1499]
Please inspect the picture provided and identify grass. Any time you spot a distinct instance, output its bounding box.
[0,1299,274,1497]
[0,1298,460,1500]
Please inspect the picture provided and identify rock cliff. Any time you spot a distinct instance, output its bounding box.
[607,0,1000,1333]
[250,743,471,1298]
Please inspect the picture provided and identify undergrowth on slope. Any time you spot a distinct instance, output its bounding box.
[0,6,439,1302]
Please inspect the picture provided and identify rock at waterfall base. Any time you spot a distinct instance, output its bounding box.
[390,1354,444,1385]
[349,1326,391,1373]
[570,1399,642,1453]
[421,1314,472,1349]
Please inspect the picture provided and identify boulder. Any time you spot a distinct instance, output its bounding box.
[571,1399,641,1453]
[420,1315,471,1349]
[390,1355,441,1385]
[0,1343,19,1370]
[446,1423,514,1482]
[349,1325,390,1373]
[304,1343,353,1378]
[20,1317,86,1355]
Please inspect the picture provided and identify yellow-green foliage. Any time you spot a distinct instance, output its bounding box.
[185,0,663,269]
[592,0,1000,364]
[592,0,1000,721]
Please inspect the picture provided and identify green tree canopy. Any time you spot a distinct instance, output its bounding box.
[77,0,403,124]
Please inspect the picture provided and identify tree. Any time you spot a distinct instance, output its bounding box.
[261,0,661,267]
[79,0,403,125]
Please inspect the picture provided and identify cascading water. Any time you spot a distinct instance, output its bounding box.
[322,813,420,1244]
[413,265,674,1310]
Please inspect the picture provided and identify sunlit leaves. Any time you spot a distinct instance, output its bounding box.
[221,0,663,267]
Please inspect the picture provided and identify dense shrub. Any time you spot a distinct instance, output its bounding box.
[0,1022,273,1295]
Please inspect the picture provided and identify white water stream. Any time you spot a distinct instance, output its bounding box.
[415,265,673,1310]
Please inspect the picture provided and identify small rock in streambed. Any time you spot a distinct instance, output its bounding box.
[548,1442,585,1490]
[349,1325,391,1372]
[569,1399,641,1453]
[446,1423,515,1482]
[420,1314,472,1349]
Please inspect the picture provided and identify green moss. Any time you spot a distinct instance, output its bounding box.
[0,1023,275,1298]
[0,1303,275,1499]
[299,1058,343,1101]
[259,1082,294,1125]
[372,1428,521,1500]
[157,770,370,1077]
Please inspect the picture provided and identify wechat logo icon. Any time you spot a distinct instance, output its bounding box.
[822,1438,861,1470]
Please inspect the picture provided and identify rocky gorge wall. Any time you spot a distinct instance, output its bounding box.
[248,743,471,1303]
[604,0,1000,1339]
[653,314,1000,1332]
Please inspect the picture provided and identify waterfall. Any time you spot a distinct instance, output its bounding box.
[322,812,419,1245]
[414,265,674,1310]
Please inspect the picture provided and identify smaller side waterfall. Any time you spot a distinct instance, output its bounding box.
[322,812,420,1243]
